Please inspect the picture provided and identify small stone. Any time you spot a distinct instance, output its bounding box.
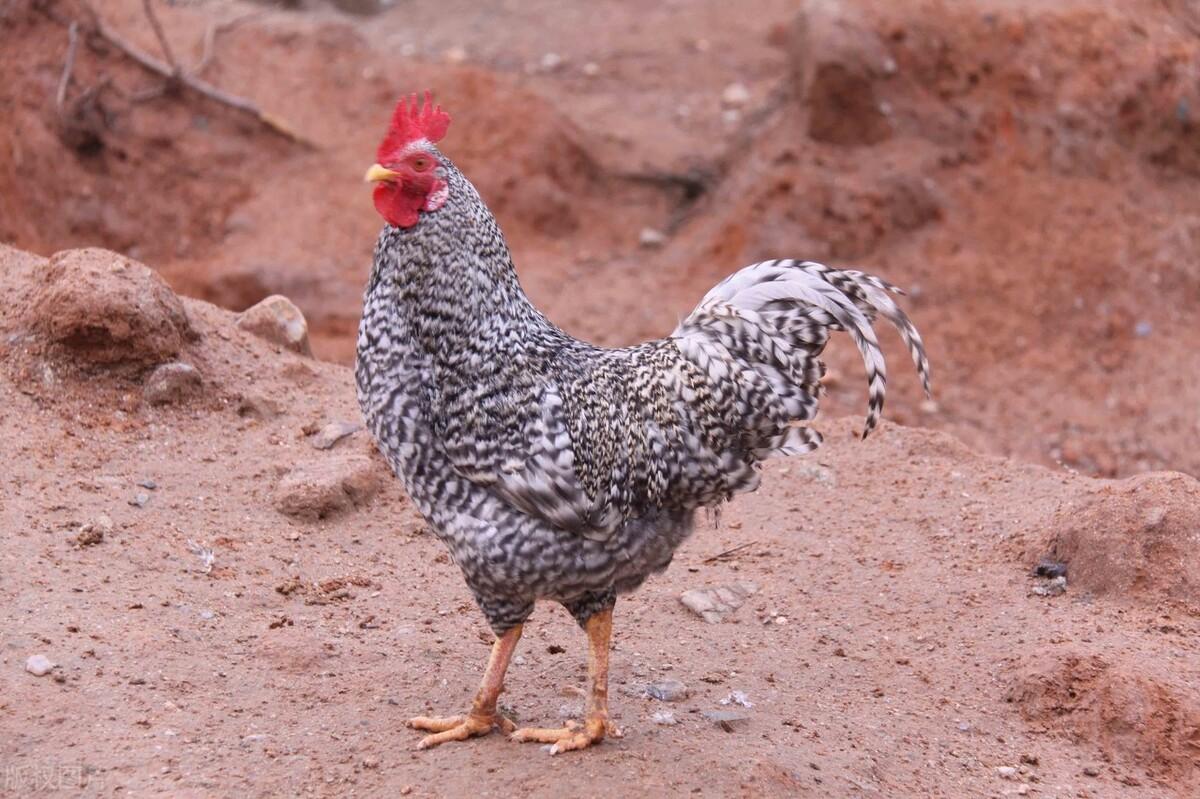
[639,227,667,248]
[235,295,312,356]
[721,690,753,708]
[680,582,759,623]
[1031,575,1067,597]
[582,61,600,76]
[644,679,689,702]
[651,711,677,725]
[996,766,1018,779]
[1083,766,1100,777]
[703,710,750,731]
[199,610,215,620]
[1134,320,1153,337]
[144,361,203,406]
[1019,754,1039,766]
[443,46,468,64]
[311,420,363,450]
[129,492,151,508]
[25,654,56,676]
[721,82,751,107]
[919,399,940,414]
[138,479,158,490]
[74,514,113,547]
[540,52,564,71]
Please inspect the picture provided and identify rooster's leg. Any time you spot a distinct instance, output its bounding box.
[407,623,523,749]
[511,608,620,754]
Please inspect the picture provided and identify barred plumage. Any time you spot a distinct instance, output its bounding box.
[356,146,931,636]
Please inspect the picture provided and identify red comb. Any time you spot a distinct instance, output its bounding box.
[377,91,451,159]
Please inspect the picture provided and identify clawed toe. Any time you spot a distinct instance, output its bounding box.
[510,717,613,754]
[408,713,510,749]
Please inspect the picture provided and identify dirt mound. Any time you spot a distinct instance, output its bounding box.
[1008,650,1200,790]
[1027,471,1200,608]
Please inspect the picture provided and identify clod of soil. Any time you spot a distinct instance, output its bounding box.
[23,248,192,367]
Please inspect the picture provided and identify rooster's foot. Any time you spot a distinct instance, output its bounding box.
[510,717,621,754]
[408,712,515,749]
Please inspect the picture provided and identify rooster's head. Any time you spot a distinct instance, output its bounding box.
[365,92,452,229]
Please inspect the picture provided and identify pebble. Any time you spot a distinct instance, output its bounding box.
[443,46,468,64]
[582,61,600,77]
[74,514,113,547]
[644,679,689,702]
[996,765,1018,779]
[639,227,667,248]
[144,361,203,405]
[25,654,56,676]
[721,82,751,107]
[129,492,151,508]
[540,52,564,71]
[311,420,363,450]
[679,581,759,623]
[1083,766,1100,777]
[235,295,313,356]
[721,690,753,708]
[651,711,677,726]
[702,710,749,731]
[1031,575,1068,597]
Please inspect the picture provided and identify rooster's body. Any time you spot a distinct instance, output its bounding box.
[356,95,930,753]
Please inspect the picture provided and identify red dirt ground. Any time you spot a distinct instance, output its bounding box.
[3,0,1200,796]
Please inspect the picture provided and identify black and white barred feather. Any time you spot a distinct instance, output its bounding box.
[356,147,931,633]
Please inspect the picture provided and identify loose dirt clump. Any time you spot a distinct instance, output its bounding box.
[23,247,193,367]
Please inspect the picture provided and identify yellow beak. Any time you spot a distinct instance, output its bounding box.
[364,164,400,183]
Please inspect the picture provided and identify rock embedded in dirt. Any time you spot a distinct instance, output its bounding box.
[235,295,313,356]
[311,420,363,450]
[74,514,113,547]
[679,581,759,623]
[25,654,56,676]
[144,361,203,405]
[273,454,383,520]
[703,710,750,731]
[24,248,192,366]
[643,679,690,702]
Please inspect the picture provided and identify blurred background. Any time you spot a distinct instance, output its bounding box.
[3,0,1198,477]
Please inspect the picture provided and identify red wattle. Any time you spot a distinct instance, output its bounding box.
[373,184,423,229]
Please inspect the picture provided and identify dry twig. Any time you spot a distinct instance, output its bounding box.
[56,20,79,109]
[64,0,314,147]
[140,0,178,73]
[702,541,759,564]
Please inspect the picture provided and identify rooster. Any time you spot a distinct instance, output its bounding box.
[356,93,931,754]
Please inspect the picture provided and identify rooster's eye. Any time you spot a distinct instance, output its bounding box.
[412,157,431,171]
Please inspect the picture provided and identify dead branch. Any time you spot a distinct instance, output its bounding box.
[56,20,79,109]
[195,11,263,76]
[69,1,314,147]
[140,0,178,74]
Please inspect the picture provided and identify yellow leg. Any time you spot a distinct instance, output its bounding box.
[408,624,523,749]
[511,608,621,754]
